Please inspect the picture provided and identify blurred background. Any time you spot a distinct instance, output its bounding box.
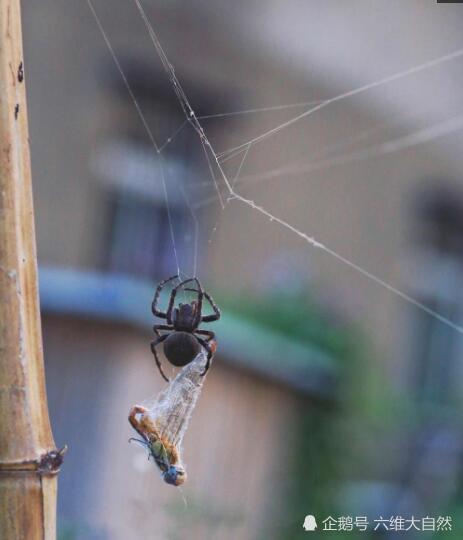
[21,0,463,538]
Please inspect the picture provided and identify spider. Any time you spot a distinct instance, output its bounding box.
[151,275,220,382]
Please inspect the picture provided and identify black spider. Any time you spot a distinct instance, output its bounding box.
[151,275,221,382]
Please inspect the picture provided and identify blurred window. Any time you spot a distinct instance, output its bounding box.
[93,60,200,281]
[407,185,463,405]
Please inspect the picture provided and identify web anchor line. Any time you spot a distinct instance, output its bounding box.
[196,113,463,205]
[197,99,325,121]
[216,47,463,160]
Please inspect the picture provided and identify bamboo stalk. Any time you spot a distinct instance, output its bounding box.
[0,1,62,538]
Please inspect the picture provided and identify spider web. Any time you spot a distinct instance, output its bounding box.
[141,350,208,449]
[128,349,207,485]
[86,0,463,335]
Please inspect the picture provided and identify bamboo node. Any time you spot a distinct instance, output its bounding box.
[0,446,67,476]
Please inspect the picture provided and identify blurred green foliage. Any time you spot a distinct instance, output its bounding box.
[220,288,365,539]
[219,288,356,361]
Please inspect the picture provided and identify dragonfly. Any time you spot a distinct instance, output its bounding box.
[128,349,209,486]
[129,405,186,486]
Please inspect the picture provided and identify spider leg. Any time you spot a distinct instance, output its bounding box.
[150,334,170,382]
[200,292,221,323]
[195,330,217,357]
[183,284,206,327]
[194,291,204,328]
[152,275,179,319]
[195,336,214,376]
[166,278,203,323]
[179,277,203,292]
[194,329,215,341]
[153,324,174,336]
[184,285,219,325]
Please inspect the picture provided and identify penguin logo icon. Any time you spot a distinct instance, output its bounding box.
[303,515,317,531]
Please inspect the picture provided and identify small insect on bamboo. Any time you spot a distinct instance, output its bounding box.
[151,275,220,382]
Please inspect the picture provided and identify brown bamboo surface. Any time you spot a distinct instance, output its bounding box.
[0,1,61,538]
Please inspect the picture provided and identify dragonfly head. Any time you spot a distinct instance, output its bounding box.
[163,464,187,486]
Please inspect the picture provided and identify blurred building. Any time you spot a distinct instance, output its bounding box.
[21,0,463,538]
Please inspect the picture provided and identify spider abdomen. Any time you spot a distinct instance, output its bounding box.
[163,332,201,367]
